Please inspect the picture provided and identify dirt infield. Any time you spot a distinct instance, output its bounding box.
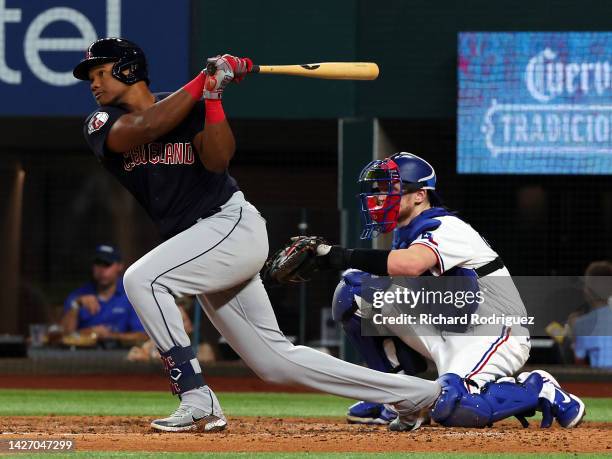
[2,416,610,454]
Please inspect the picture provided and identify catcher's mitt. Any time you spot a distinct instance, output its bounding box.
[263,236,329,284]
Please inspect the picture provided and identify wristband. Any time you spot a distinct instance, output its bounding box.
[205,99,226,124]
[324,246,390,276]
[183,72,205,101]
[349,248,390,276]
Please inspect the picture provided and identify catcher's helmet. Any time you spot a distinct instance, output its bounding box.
[391,152,437,190]
[73,37,149,85]
[358,152,442,239]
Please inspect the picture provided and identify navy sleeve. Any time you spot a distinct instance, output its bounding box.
[83,105,127,160]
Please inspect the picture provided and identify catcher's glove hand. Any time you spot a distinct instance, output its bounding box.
[263,236,329,284]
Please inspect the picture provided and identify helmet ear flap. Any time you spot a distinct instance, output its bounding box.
[112,58,149,86]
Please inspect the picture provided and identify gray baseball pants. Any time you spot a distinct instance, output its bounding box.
[123,191,440,414]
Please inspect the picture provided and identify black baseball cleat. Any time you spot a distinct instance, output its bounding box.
[150,405,227,432]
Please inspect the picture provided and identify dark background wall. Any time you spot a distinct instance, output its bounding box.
[190,0,358,118]
[0,121,339,338]
[187,0,612,278]
[378,119,612,275]
[192,0,612,119]
[358,0,612,118]
[1,0,611,337]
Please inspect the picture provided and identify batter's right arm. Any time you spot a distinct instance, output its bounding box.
[105,73,207,153]
[192,54,252,172]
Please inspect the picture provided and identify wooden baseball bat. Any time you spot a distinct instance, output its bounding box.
[250,62,379,80]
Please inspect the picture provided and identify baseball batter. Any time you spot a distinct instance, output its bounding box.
[267,152,585,430]
[73,38,441,433]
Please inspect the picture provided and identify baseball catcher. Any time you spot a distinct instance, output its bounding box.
[266,152,585,431]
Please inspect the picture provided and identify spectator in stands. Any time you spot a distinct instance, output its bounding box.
[127,298,193,362]
[571,261,612,368]
[61,244,147,345]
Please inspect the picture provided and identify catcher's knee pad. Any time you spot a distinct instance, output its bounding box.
[332,269,392,321]
[432,373,542,428]
[160,346,205,395]
[332,269,368,322]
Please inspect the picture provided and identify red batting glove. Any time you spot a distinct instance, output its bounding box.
[222,54,253,83]
[203,54,253,99]
[203,55,234,99]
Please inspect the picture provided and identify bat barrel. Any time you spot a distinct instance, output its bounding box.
[248,62,379,80]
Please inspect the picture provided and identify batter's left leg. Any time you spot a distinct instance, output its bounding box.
[198,275,441,419]
[121,197,259,432]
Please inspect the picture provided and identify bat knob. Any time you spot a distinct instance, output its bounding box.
[205,62,217,76]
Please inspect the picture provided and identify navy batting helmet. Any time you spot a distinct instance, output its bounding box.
[73,37,149,85]
[358,152,442,239]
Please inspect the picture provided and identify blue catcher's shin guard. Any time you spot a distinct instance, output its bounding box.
[392,337,428,375]
[334,270,394,373]
[431,373,544,428]
[342,313,393,373]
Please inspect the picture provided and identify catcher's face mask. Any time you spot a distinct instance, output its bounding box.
[358,158,403,239]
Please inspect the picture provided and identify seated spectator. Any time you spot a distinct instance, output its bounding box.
[127,299,193,362]
[61,244,147,345]
[572,261,612,368]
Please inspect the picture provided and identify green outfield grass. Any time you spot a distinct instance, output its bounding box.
[0,390,342,417]
[0,389,610,422]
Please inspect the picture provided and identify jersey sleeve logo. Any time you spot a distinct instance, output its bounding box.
[419,231,438,246]
[87,111,110,135]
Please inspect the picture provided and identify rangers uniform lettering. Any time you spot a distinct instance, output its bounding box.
[123,142,195,171]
